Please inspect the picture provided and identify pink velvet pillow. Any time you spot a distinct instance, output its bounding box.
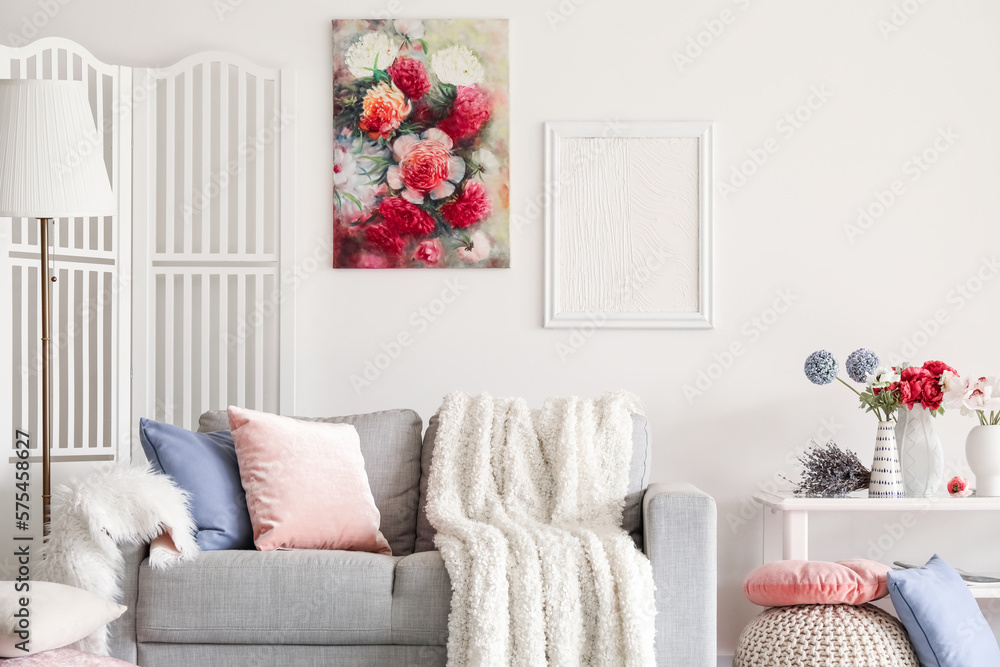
[744,559,891,607]
[228,407,391,554]
[1,649,134,665]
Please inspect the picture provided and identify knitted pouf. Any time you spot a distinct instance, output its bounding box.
[734,604,919,667]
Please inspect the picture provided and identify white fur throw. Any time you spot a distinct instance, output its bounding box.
[426,391,657,666]
[36,463,199,655]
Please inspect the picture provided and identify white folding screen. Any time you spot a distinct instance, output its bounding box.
[131,53,295,442]
[0,38,131,464]
[0,40,294,467]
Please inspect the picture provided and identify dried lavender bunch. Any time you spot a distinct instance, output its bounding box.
[788,440,871,497]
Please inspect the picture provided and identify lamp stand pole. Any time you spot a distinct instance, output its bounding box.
[39,217,52,536]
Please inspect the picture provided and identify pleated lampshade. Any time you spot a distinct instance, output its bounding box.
[0,79,115,218]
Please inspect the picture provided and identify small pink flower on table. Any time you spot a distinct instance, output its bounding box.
[947,476,972,497]
[387,129,465,204]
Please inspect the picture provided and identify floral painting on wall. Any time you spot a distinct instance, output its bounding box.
[332,19,510,268]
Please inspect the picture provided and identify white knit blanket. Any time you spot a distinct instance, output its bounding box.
[426,391,657,666]
[36,464,199,655]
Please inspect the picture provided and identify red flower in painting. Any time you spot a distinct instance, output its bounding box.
[379,197,435,235]
[438,85,491,140]
[442,181,492,229]
[413,239,443,265]
[365,224,404,256]
[358,82,412,140]
[387,57,431,100]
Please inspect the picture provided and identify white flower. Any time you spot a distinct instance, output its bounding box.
[457,230,492,263]
[393,19,425,41]
[431,45,484,86]
[334,141,388,222]
[955,376,1000,415]
[866,366,900,387]
[344,32,400,78]
[471,148,500,178]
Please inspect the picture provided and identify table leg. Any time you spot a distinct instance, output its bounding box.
[763,507,783,563]
[783,510,808,560]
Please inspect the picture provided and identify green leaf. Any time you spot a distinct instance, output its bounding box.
[341,192,364,210]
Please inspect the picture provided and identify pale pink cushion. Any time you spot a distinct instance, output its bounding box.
[744,559,891,607]
[0,648,133,665]
[228,406,391,554]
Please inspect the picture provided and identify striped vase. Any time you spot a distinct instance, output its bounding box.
[869,420,904,498]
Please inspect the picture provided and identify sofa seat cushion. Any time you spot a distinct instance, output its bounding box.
[136,550,397,645]
[391,551,451,645]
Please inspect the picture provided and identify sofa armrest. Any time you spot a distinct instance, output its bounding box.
[643,482,716,667]
[108,541,147,664]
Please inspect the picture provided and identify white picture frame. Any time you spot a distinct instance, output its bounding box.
[544,121,714,329]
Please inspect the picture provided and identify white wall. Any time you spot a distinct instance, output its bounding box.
[4,0,1000,655]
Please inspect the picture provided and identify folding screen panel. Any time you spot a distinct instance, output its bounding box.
[0,38,131,464]
[131,53,295,442]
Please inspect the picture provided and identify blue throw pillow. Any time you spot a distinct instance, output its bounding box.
[888,554,1000,666]
[139,418,253,550]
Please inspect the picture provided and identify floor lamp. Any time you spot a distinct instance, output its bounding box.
[0,79,116,535]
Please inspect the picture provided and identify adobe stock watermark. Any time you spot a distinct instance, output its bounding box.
[843,126,958,243]
[350,278,468,394]
[227,239,330,349]
[682,288,797,404]
[555,243,671,362]
[545,0,592,31]
[5,0,73,47]
[183,110,296,225]
[726,418,843,535]
[883,255,999,365]
[672,0,755,73]
[511,119,625,235]
[877,0,930,40]
[715,86,833,203]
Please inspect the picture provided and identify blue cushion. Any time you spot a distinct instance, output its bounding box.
[887,554,1000,666]
[138,418,253,550]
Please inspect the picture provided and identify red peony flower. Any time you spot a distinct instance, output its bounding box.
[922,360,957,379]
[358,82,412,140]
[441,181,492,229]
[387,57,430,100]
[438,85,491,140]
[921,380,944,411]
[379,197,435,235]
[413,239,443,265]
[365,224,404,256]
[900,366,932,383]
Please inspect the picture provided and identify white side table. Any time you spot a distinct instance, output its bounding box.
[752,489,1000,599]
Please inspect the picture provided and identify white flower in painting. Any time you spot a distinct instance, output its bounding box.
[334,141,388,223]
[471,148,500,178]
[431,45,484,86]
[344,32,400,78]
[457,230,492,263]
[393,19,425,41]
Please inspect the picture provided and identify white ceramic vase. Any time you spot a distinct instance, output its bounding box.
[895,407,944,497]
[869,421,904,498]
[966,425,1000,496]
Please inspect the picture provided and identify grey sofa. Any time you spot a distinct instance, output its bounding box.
[109,408,716,666]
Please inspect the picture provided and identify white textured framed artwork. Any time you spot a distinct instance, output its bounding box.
[544,121,713,329]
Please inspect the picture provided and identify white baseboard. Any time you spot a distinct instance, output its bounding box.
[718,655,733,667]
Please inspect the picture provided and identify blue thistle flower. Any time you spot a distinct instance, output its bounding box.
[804,350,839,385]
[845,348,879,383]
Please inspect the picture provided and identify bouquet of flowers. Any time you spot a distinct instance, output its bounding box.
[944,375,1000,425]
[332,19,508,268]
[804,348,957,421]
